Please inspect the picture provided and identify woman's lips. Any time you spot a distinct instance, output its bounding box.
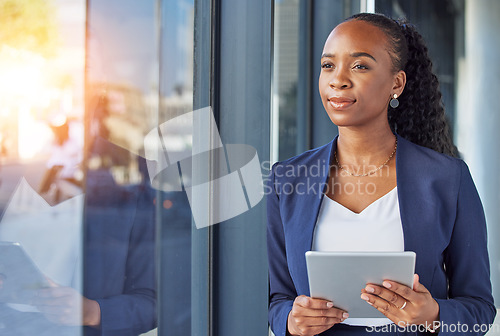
[328,97,356,109]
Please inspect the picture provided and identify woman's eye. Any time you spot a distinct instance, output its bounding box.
[321,63,333,69]
[354,64,369,70]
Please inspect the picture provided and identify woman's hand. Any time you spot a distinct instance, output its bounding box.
[33,279,101,327]
[360,274,439,329]
[287,295,348,336]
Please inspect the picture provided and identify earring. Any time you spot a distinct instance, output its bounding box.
[390,94,399,108]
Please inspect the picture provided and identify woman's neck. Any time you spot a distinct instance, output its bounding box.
[336,126,396,167]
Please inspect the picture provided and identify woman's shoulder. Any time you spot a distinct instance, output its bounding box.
[397,135,468,181]
[398,135,462,161]
[271,141,333,176]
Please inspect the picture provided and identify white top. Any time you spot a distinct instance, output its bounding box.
[312,187,404,327]
[0,178,83,317]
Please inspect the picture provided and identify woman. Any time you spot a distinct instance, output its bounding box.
[267,13,496,336]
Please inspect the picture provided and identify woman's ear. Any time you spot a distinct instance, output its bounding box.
[393,70,406,96]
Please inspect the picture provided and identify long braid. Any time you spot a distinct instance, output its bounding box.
[346,13,458,157]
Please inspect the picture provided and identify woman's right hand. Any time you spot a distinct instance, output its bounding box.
[287,295,348,336]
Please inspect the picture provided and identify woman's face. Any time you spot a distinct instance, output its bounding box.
[318,20,405,129]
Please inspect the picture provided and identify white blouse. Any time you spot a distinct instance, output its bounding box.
[312,187,404,327]
[0,178,83,314]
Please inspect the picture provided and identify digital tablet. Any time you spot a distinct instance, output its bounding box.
[306,251,416,318]
[0,242,50,304]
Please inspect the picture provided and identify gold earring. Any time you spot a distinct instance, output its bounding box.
[390,94,399,108]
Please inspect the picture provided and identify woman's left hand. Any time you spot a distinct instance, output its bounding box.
[360,274,439,328]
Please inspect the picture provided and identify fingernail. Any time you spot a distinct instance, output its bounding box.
[383,281,392,288]
[367,301,373,306]
[343,313,349,319]
[365,286,375,293]
[360,294,369,301]
[326,302,334,308]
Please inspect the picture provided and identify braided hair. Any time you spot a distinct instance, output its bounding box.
[345,13,458,157]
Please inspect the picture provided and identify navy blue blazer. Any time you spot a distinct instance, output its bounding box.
[0,171,156,336]
[84,169,156,336]
[267,135,496,336]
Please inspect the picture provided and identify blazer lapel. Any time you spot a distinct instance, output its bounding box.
[288,137,337,295]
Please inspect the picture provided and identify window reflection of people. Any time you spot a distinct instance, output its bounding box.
[267,13,495,336]
[0,97,156,335]
[81,157,156,335]
[38,115,83,205]
[0,154,156,336]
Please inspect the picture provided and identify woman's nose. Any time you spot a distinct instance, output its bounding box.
[329,68,352,89]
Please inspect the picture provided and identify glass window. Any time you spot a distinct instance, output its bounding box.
[273,0,300,161]
[155,0,194,334]
[0,0,159,334]
[0,0,88,334]
[86,1,158,335]
[272,0,360,159]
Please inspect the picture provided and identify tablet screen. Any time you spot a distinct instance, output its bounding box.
[306,251,416,318]
[0,242,50,304]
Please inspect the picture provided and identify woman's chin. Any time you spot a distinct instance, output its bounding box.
[326,115,360,128]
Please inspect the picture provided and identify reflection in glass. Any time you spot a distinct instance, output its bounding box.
[0,0,159,335]
[85,0,158,335]
[0,0,86,335]
[155,1,194,335]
